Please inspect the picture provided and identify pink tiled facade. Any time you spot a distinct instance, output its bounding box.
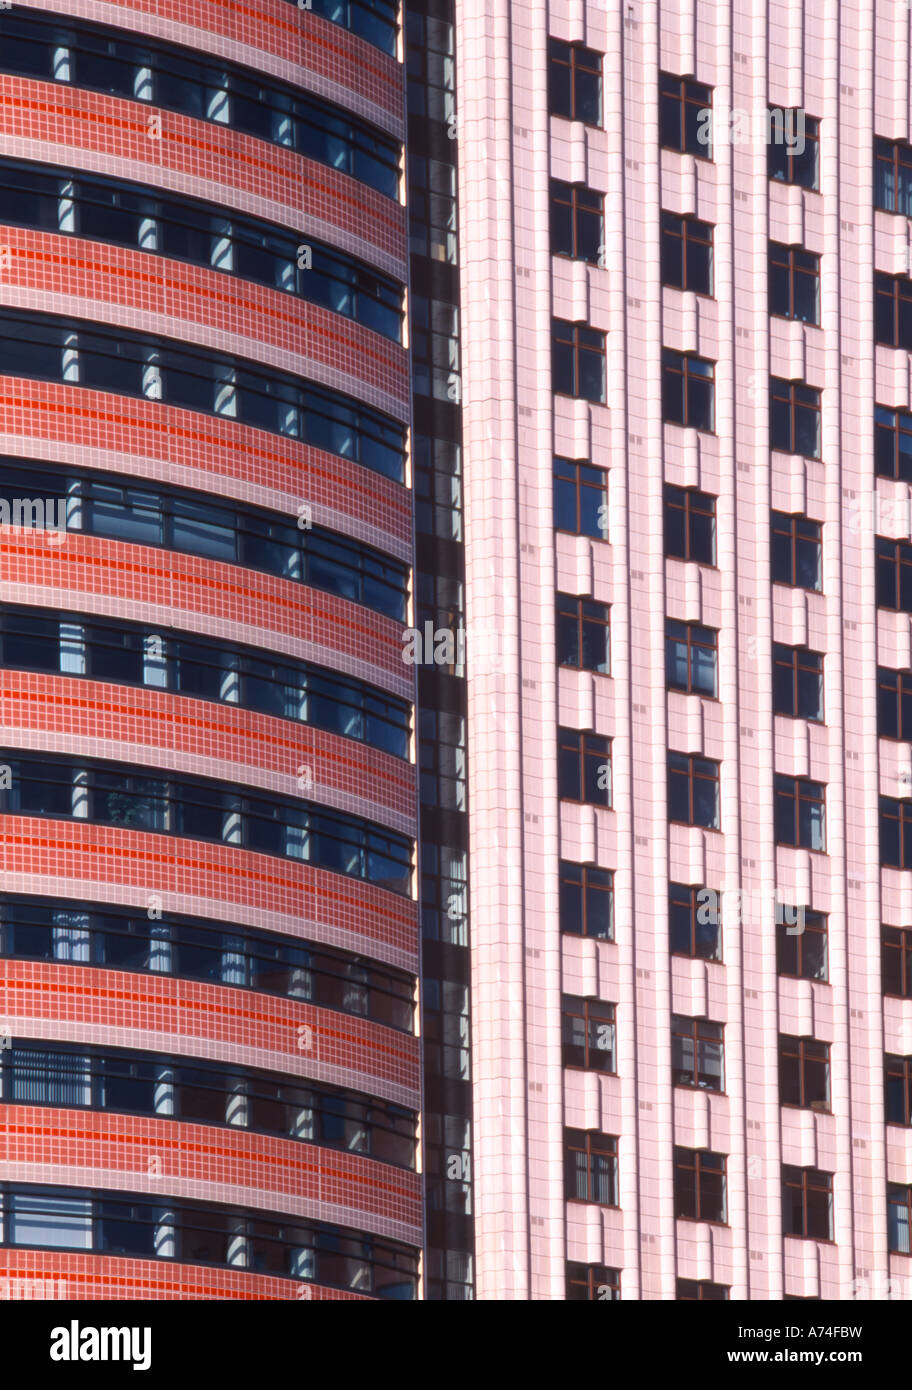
[458,0,912,1299]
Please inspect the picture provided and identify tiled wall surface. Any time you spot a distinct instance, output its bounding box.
[459,0,911,1299]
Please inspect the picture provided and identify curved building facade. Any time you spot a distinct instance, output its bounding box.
[0,0,419,1299]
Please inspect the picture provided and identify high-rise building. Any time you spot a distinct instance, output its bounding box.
[0,0,421,1299]
[456,0,912,1300]
[2,0,911,1307]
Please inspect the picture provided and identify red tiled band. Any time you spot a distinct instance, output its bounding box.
[0,822,418,963]
[0,671,417,831]
[18,0,406,124]
[0,228,409,415]
[0,1107,421,1235]
[0,532,411,691]
[0,80,407,267]
[0,1251,369,1299]
[0,962,420,1100]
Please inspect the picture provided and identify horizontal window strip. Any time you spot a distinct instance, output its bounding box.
[0,754,413,896]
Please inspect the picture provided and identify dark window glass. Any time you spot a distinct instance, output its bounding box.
[875,406,912,482]
[566,1263,620,1300]
[769,243,820,324]
[782,1166,833,1240]
[875,139,912,217]
[662,349,714,429]
[774,775,826,851]
[561,996,616,1072]
[669,883,722,960]
[661,213,713,295]
[552,319,606,402]
[85,625,145,684]
[671,1015,724,1091]
[773,644,824,721]
[665,619,717,696]
[556,595,610,673]
[0,165,60,229]
[664,485,716,564]
[876,536,912,612]
[667,753,720,828]
[564,1128,617,1206]
[881,796,912,869]
[0,613,60,672]
[553,458,607,538]
[768,111,819,189]
[884,925,912,1000]
[659,73,712,158]
[779,1035,831,1110]
[770,378,821,457]
[885,1054,912,1126]
[550,180,604,264]
[776,909,828,982]
[771,511,822,590]
[677,1279,728,1300]
[673,1147,727,1223]
[559,861,613,940]
[97,1054,158,1113]
[876,273,912,351]
[558,728,611,806]
[548,40,602,126]
[888,1184,912,1254]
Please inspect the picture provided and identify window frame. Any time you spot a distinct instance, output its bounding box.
[659,73,713,159]
[667,752,720,829]
[773,774,827,852]
[547,40,603,126]
[770,377,822,458]
[558,727,612,807]
[671,1014,725,1092]
[669,882,722,961]
[673,1147,727,1224]
[875,405,912,482]
[665,619,718,697]
[661,349,715,430]
[772,643,824,723]
[558,861,614,940]
[885,1053,912,1127]
[888,1183,912,1254]
[768,242,820,324]
[564,1128,618,1208]
[768,111,819,189]
[566,1263,620,1300]
[883,924,912,999]
[660,212,714,296]
[782,1165,834,1241]
[776,909,828,983]
[664,485,716,565]
[556,594,610,674]
[561,995,617,1074]
[876,536,912,613]
[875,272,912,351]
[875,138,912,217]
[552,318,607,402]
[770,511,822,591]
[550,179,604,264]
[778,1034,831,1112]
[677,1279,729,1301]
